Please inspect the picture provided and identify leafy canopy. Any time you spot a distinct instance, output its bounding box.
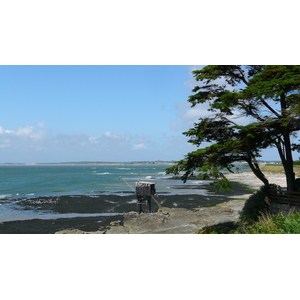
[167,65,300,191]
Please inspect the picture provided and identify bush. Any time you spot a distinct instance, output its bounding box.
[239,184,278,224]
[280,213,300,233]
[244,220,284,234]
[197,211,300,234]
[238,212,300,234]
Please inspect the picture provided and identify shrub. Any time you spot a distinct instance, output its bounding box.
[280,213,300,233]
[197,212,300,234]
[236,212,300,234]
[239,184,278,224]
[245,220,284,234]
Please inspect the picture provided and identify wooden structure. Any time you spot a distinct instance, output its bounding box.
[268,190,300,206]
[135,181,156,213]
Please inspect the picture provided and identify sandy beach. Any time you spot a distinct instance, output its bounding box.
[226,172,287,189]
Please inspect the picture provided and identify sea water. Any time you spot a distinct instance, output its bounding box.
[0,164,250,222]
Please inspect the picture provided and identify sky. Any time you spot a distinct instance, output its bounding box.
[1,65,298,163]
[0,65,203,163]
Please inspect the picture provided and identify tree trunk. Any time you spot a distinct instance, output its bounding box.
[246,156,269,187]
[279,94,297,191]
[283,134,296,191]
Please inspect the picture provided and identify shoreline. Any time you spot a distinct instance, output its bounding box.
[0,181,251,234]
[0,172,288,234]
[57,172,289,234]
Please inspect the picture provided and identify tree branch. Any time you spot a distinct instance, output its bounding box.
[260,98,282,117]
[246,153,269,186]
[237,68,248,86]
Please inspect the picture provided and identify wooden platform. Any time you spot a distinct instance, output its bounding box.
[135,181,156,213]
[268,190,300,206]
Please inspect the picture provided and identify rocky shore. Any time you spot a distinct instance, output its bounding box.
[56,172,288,234]
[60,199,246,234]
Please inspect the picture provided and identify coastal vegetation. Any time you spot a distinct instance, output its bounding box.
[260,163,300,177]
[199,212,300,234]
[198,181,300,234]
[166,65,300,192]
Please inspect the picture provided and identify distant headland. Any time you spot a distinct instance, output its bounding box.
[0,161,176,166]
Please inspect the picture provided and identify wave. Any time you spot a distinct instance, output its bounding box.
[156,172,166,176]
[0,194,12,200]
[127,199,137,204]
[94,172,110,175]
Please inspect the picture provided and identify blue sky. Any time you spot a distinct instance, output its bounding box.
[0,65,201,163]
[0,65,298,163]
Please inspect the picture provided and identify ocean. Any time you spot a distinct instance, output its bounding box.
[0,163,250,223]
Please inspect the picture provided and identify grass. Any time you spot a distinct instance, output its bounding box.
[198,212,300,234]
[237,211,300,234]
[260,164,300,177]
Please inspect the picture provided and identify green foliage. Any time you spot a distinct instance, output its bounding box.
[241,215,285,234]
[239,185,276,224]
[198,211,300,234]
[237,212,300,234]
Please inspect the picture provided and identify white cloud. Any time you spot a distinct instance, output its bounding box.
[132,143,146,150]
[15,125,35,137]
[173,103,253,131]
[37,122,46,128]
[179,105,213,121]
[0,126,14,134]
[171,101,214,132]
[0,124,153,162]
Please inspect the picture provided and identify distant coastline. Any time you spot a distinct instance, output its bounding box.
[0,161,176,166]
[0,160,282,166]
